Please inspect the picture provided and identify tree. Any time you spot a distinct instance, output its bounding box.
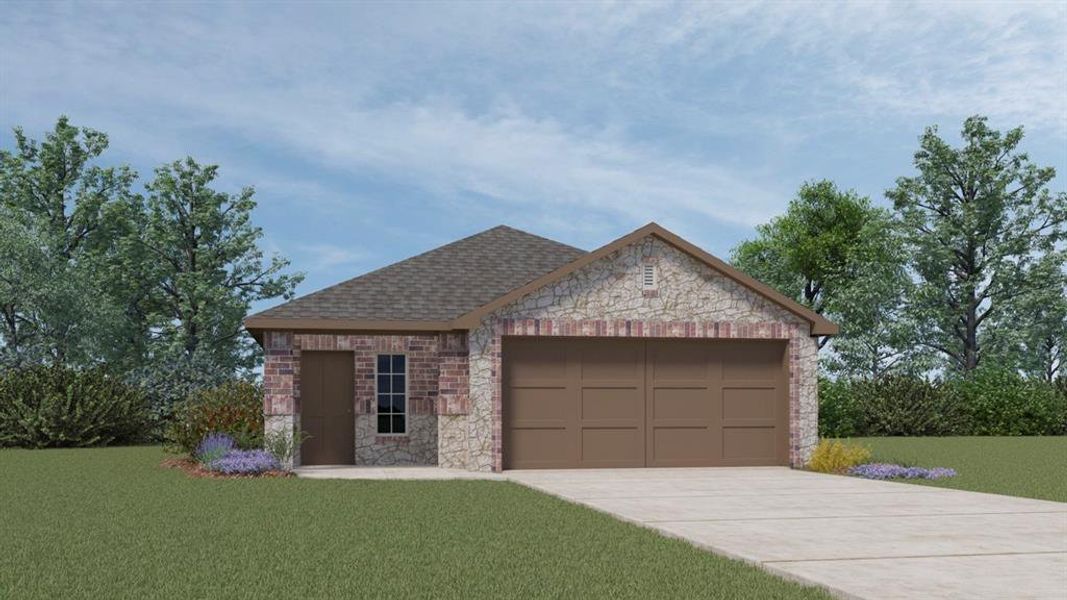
[0,117,140,366]
[139,158,302,374]
[732,180,915,377]
[986,258,1067,382]
[887,116,1067,373]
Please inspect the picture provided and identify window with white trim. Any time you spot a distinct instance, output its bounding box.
[376,354,406,434]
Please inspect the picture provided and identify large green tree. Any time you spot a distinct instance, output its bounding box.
[732,180,915,377]
[887,116,1067,373]
[0,117,141,366]
[139,158,302,373]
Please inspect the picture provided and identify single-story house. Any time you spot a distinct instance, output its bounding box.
[245,223,836,472]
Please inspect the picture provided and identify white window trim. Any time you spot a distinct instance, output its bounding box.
[374,353,409,436]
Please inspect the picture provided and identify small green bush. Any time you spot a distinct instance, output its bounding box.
[164,380,263,454]
[947,368,1067,436]
[818,377,862,438]
[0,365,149,448]
[855,375,965,436]
[808,439,871,473]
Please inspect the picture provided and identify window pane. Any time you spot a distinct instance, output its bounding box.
[392,375,405,393]
[377,355,391,374]
[377,394,391,414]
[392,355,406,372]
[377,374,391,394]
[391,394,405,413]
[392,415,406,434]
[377,415,390,434]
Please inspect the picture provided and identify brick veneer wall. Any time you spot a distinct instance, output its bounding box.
[263,331,470,467]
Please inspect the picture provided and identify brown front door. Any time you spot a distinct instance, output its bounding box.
[299,351,355,465]
[503,338,788,469]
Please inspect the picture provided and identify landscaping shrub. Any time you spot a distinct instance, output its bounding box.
[854,375,965,436]
[807,439,871,473]
[164,380,263,454]
[849,463,957,480]
[947,368,1067,436]
[0,365,149,448]
[819,372,1065,437]
[817,377,862,438]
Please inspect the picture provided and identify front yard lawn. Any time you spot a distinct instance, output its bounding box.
[0,447,828,599]
[852,436,1067,502]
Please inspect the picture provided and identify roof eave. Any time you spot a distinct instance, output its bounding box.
[243,316,458,334]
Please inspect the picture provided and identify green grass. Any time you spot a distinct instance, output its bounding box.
[850,436,1067,502]
[0,447,827,599]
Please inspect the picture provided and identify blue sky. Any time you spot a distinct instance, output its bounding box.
[2,1,1065,314]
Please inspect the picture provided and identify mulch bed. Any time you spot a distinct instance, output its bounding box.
[161,457,293,479]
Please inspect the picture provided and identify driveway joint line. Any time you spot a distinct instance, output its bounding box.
[763,550,1067,564]
[641,509,1067,523]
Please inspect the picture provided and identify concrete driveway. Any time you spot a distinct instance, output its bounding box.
[506,467,1067,600]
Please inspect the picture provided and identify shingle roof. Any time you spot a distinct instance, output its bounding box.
[249,225,586,323]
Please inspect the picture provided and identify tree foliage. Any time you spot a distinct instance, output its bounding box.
[0,117,302,415]
[887,116,1067,373]
[139,158,302,373]
[732,180,916,377]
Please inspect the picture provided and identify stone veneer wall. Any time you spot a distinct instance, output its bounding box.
[263,331,470,467]
[439,236,820,472]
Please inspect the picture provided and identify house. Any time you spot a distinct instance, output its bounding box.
[244,223,836,471]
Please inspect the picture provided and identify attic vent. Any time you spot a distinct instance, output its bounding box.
[642,264,657,289]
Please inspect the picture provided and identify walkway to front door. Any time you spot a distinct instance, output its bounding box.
[506,467,1067,600]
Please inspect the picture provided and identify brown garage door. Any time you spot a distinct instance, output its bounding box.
[300,351,355,465]
[503,338,788,469]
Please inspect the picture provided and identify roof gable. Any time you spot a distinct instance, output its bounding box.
[452,223,838,336]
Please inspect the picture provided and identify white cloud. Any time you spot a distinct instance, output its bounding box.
[295,244,367,271]
[1,0,1063,243]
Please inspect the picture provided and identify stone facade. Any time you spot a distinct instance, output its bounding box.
[264,235,821,473]
[440,235,820,472]
[263,331,469,467]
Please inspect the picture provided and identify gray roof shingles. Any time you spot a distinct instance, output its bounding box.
[250,225,587,322]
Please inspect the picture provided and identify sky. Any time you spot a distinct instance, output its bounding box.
[2,1,1065,314]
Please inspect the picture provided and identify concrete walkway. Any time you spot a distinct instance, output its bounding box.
[506,467,1067,600]
[293,465,502,480]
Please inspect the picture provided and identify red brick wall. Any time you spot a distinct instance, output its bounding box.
[261,331,471,463]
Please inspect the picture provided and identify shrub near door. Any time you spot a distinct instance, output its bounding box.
[165,381,264,454]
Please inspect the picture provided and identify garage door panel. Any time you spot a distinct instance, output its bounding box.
[582,388,642,420]
[721,342,784,381]
[506,342,568,382]
[577,341,643,379]
[652,388,713,420]
[507,387,571,423]
[581,428,643,466]
[651,426,714,465]
[509,428,571,467]
[722,426,778,462]
[649,342,709,380]
[723,387,778,420]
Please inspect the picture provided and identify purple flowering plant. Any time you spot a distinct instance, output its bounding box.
[209,449,281,475]
[196,432,236,465]
[849,463,957,480]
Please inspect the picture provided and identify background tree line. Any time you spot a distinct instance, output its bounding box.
[733,116,1066,383]
[0,117,302,444]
